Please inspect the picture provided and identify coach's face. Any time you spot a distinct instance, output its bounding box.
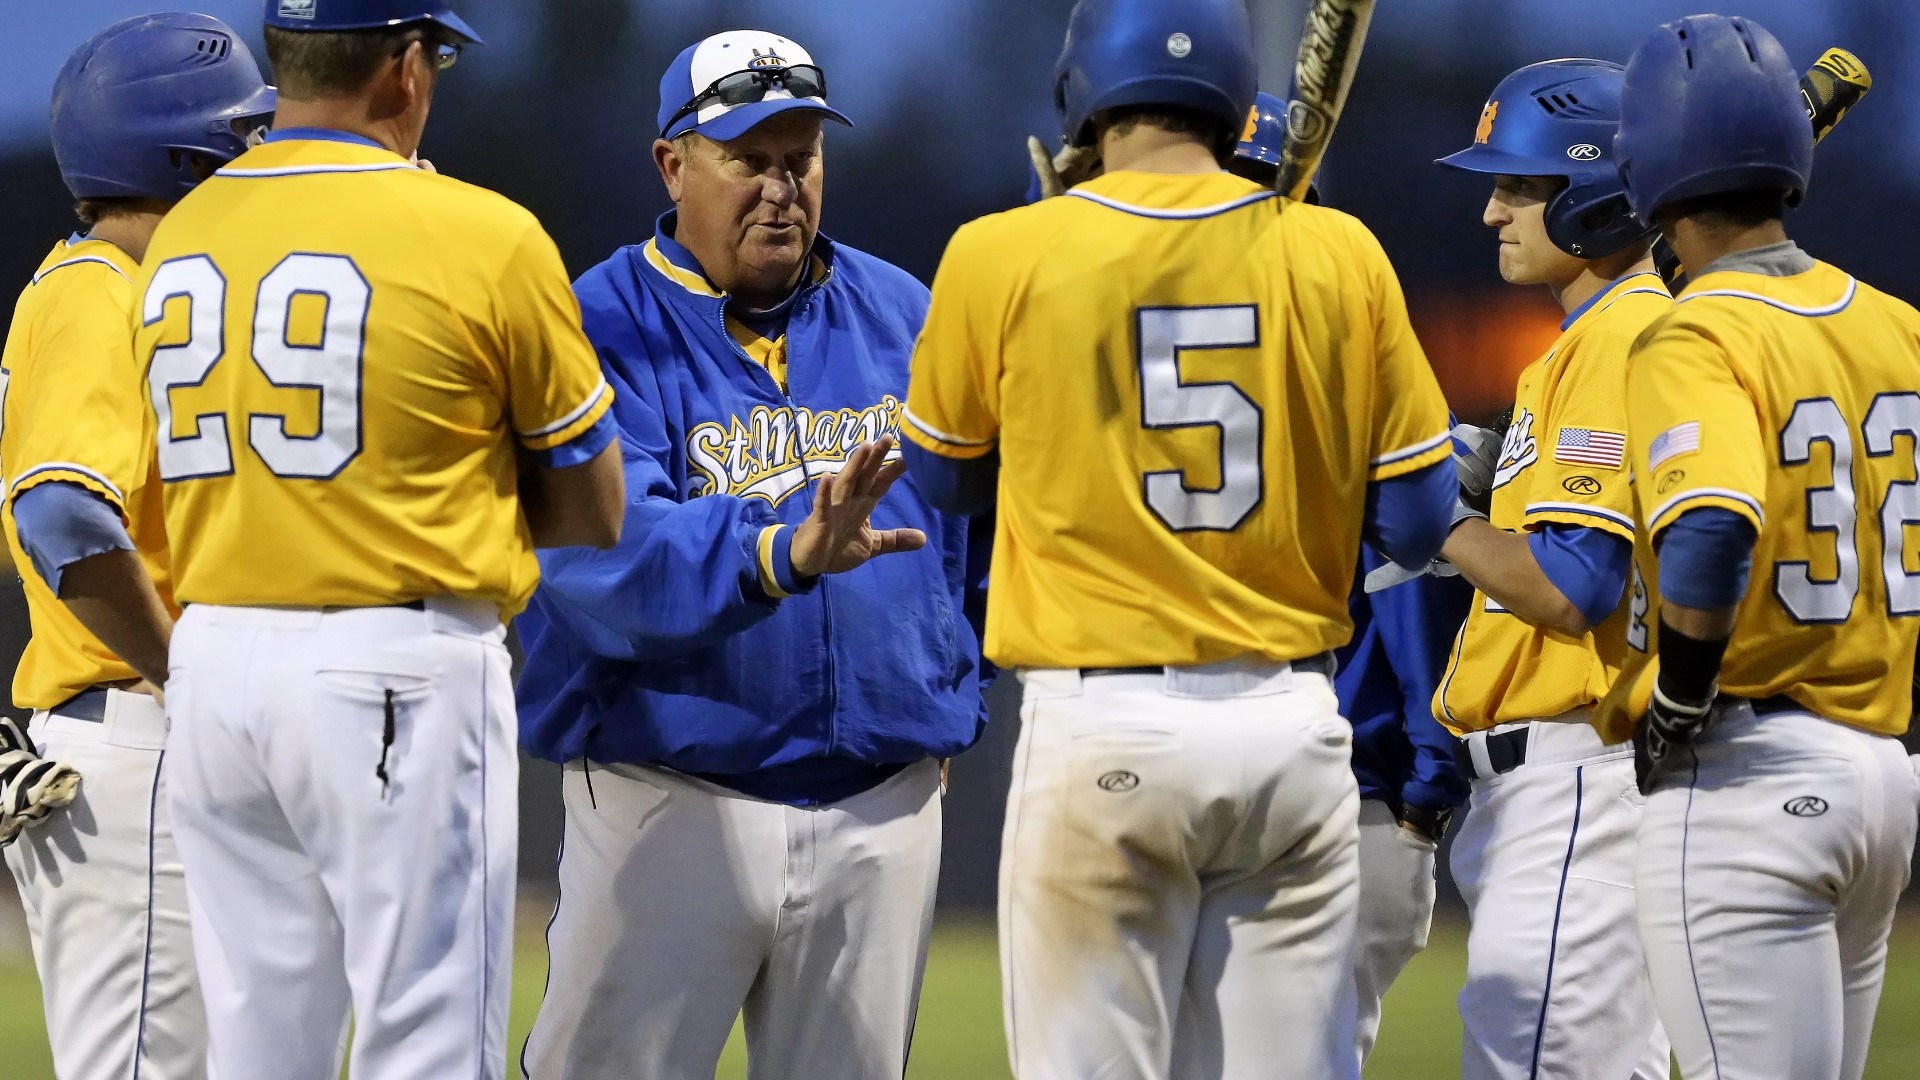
[656,112,825,307]
[1485,174,1585,289]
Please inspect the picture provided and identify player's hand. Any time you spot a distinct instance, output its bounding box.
[0,717,80,846]
[1631,680,1715,795]
[789,436,928,578]
[1452,423,1501,516]
[129,679,165,708]
[1026,136,1101,200]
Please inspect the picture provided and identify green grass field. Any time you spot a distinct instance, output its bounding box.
[6,909,1920,1077]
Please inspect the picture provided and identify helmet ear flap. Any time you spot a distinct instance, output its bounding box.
[1546,181,1655,260]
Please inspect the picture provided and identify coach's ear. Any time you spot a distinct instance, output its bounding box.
[655,137,687,204]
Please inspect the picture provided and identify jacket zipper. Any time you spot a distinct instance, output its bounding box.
[709,284,841,756]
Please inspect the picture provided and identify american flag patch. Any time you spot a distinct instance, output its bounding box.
[1648,421,1702,471]
[1554,427,1626,469]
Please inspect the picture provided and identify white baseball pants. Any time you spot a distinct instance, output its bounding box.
[1638,701,1919,1080]
[4,690,205,1080]
[165,600,516,1080]
[1349,798,1438,1071]
[1450,715,1670,1080]
[1000,661,1361,1080]
[521,756,944,1080]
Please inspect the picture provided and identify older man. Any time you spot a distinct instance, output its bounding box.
[516,29,990,1080]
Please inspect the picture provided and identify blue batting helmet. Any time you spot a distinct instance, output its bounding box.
[1235,90,1284,168]
[1436,59,1653,259]
[263,0,482,45]
[1615,15,1810,222]
[1053,0,1256,149]
[51,13,277,203]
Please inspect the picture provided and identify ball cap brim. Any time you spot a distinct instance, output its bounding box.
[431,10,482,45]
[658,29,853,141]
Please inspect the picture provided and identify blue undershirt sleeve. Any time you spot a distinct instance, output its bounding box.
[902,441,1000,517]
[1527,523,1632,628]
[1655,507,1757,611]
[1366,547,1472,812]
[12,481,133,595]
[1364,458,1455,570]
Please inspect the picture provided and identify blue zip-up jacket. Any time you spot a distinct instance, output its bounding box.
[516,213,990,805]
[1334,544,1473,816]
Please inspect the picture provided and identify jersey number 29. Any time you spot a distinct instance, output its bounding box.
[144,253,369,482]
[1135,306,1263,532]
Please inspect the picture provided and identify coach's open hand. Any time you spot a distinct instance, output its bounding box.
[790,436,928,577]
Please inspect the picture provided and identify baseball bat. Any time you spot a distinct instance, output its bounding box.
[1276,0,1378,200]
[1655,47,1872,289]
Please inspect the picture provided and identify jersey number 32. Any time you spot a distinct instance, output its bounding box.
[143,253,369,482]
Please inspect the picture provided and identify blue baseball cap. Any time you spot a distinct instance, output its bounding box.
[264,0,482,45]
[658,30,851,141]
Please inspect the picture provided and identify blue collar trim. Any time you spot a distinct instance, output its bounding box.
[1561,270,1663,331]
[650,210,838,298]
[263,127,389,150]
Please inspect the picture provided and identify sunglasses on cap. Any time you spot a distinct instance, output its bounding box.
[663,64,828,135]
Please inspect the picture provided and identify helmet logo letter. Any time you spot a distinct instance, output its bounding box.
[1567,143,1602,161]
[1242,104,1261,144]
[1167,33,1192,59]
[1474,101,1499,144]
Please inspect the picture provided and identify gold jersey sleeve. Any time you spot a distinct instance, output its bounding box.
[1435,274,1671,734]
[904,170,1451,670]
[1601,261,1920,740]
[132,137,610,617]
[1,240,177,708]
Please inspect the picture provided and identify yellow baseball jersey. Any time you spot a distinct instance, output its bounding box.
[1,239,177,709]
[904,170,1453,669]
[131,132,611,617]
[1595,261,1920,742]
[1436,272,1671,733]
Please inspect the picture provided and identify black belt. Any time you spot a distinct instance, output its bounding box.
[1081,653,1337,679]
[1749,695,1805,717]
[47,688,113,723]
[321,599,426,613]
[1454,728,1529,781]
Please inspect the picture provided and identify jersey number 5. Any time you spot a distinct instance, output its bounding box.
[1776,393,1920,622]
[1135,306,1263,532]
[143,253,369,482]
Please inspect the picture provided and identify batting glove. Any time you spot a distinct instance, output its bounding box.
[1452,423,1501,516]
[1631,681,1715,796]
[1363,557,1460,594]
[0,717,80,846]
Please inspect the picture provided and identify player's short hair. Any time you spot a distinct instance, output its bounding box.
[1657,188,1790,228]
[264,23,443,99]
[1095,105,1238,163]
[73,198,138,227]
